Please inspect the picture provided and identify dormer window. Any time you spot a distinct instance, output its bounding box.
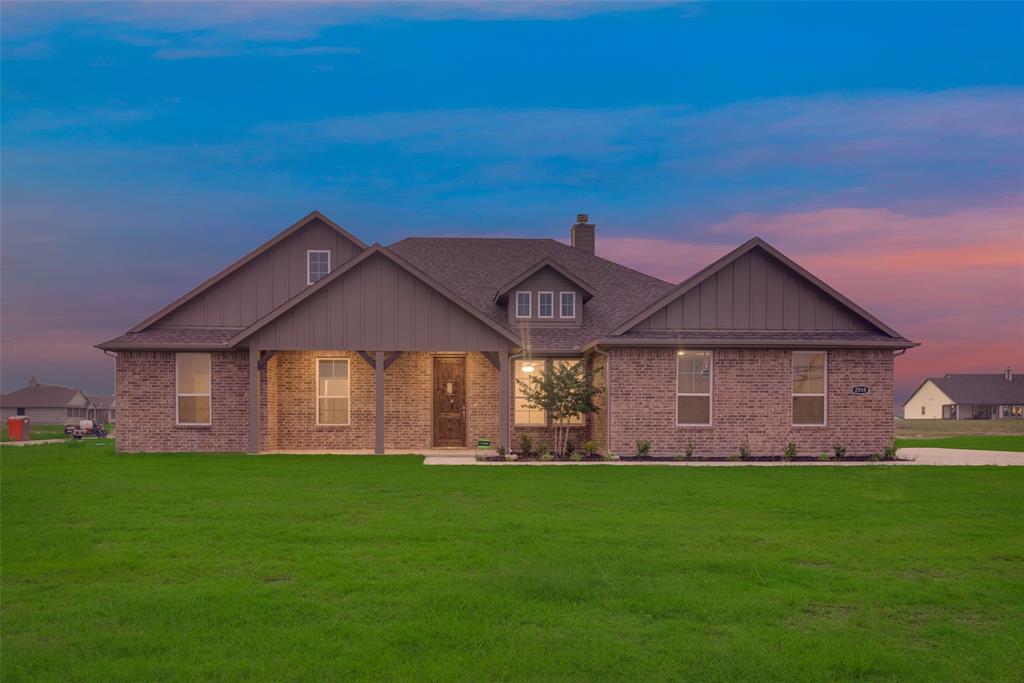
[538,292,554,318]
[307,250,330,285]
[515,291,531,318]
[560,292,576,318]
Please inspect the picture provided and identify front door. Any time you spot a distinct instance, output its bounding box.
[433,356,466,447]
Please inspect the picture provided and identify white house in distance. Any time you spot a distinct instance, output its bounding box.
[903,368,1024,420]
[1,377,93,424]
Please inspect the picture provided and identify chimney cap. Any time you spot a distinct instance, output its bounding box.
[576,213,590,224]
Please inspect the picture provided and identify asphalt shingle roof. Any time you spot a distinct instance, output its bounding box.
[1,383,81,408]
[930,374,1024,405]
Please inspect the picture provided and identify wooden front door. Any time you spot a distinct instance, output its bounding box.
[433,356,466,447]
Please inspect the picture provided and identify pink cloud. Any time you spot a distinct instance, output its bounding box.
[600,203,1024,402]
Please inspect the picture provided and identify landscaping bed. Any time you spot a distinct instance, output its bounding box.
[478,452,907,463]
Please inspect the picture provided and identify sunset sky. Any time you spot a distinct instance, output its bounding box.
[2,1,1022,405]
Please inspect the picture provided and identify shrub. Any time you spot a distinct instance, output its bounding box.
[635,439,652,457]
[883,439,899,460]
[569,451,584,462]
[782,442,797,461]
[818,452,831,461]
[538,443,551,459]
[582,440,598,457]
[601,451,618,461]
[737,436,752,460]
[832,444,847,461]
[728,452,741,462]
[673,452,687,461]
[539,452,554,462]
[685,440,696,461]
[518,433,532,455]
[565,440,576,456]
[496,445,507,457]
[869,452,881,461]
[505,452,518,462]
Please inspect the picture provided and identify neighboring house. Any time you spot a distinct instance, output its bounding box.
[88,395,117,424]
[97,211,917,456]
[1,377,92,424]
[903,369,1023,420]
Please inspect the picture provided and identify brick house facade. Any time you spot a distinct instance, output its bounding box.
[99,211,916,455]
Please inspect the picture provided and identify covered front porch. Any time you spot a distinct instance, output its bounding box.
[249,349,511,454]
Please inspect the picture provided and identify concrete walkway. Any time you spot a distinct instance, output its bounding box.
[424,448,1023,466]
[1,438,67,447]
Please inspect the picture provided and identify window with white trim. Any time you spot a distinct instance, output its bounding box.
[553,359,585,426]
[515,291,531,318]
[560,292,576,318]
[317,359,350,425]
[538,291,554,318]
[514,360,546,425]
[177,353,211,425]
[676,350,711,425]
[307,250,330,285]
[792,351,826,425]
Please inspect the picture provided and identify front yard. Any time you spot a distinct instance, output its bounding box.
[2,442,1022,681]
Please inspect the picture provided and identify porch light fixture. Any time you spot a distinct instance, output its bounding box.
[522,362,535,373]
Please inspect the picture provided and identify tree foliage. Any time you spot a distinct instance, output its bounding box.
[516,361,602,456]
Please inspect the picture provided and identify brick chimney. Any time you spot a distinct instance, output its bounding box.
[571,213,595,255]
[1006,367,1013,382]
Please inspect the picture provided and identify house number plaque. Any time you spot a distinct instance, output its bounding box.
[852,385,870,395]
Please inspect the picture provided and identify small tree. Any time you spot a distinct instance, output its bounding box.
[517,361,603,456]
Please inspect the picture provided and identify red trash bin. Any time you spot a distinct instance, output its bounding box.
[7,416,30,441]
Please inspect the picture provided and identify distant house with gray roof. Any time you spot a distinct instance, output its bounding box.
[1,377,93,424]
[903,369,1024,420]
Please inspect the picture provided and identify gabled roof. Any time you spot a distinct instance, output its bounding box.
[97,327,240,351]
[607,236,912,344]
[128,211,366,333]
[492,257,597,303]
[390,237,674,351]
[229,244,522,347]
[89,395,116,409]
[914,374,1024,406]
[1,382,83,408]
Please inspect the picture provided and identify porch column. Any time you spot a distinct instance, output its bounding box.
[375,350,385,454]
[499,342,510,451]
[248,346,260,454]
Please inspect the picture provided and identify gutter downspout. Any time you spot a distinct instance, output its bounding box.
[591,344,612,454]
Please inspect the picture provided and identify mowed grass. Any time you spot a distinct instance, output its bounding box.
[0,422,69,442]
[2,443,1023,682]
[897,435,1024,451]
[896,418,1024,439]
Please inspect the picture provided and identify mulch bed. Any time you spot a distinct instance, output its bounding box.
[478,453,906,463]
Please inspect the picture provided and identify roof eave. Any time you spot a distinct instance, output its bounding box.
[583,337,920,351]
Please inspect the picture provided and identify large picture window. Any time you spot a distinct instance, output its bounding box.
[514,359,546,425]
[792,351,826,425]
[317,358,350,425]
[553,359,584,426]
[177,353,211,425]
[676,350,711,425]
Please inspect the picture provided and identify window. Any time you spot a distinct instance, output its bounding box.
[792,351,826,426]
[538,291,554,318]
[317,359,350,425]
[921,405,926,416]
[307,250,330,285]
[16,407,25,416]
[553,359,585,426]
[677,350,712,425]
[515,291,531,318]
[514,360,546,425]
[177,353,211,425]
[560,292,576,318]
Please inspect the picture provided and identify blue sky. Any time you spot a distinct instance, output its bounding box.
[2,1,1022,399]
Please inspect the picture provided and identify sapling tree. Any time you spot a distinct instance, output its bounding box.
[516,361,602,456]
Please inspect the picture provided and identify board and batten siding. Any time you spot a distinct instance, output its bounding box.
[243,251,509,351]
[505,266,584,327]
[630,247,873,332]
[153,218,363,329]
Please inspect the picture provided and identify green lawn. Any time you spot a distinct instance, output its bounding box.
[3,443,1022,681]
[897,435,1024,452]
[0,422,68,442]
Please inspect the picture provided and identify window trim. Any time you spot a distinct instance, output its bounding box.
[515,291,531,318]
[676,349,713,427]
[306,249,331,285]
[537,291,554,319]
[792,350,828,427]
[176,352,212,426]
[316,357,351,427]
[514,359,547,426]
[559,291,576,319]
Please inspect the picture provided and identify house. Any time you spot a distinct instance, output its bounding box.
[97,211,917,456]
[88,395,117,424]
[1,377,93,424]
[903,369,1023,420]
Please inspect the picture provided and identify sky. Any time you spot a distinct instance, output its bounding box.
[1,0,1022,405]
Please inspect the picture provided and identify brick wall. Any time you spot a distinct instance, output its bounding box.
[608,347,894,457]
[383,353,432,450]
[116,351,249,453]
[467,353,500,447]
[509,358,596,454]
